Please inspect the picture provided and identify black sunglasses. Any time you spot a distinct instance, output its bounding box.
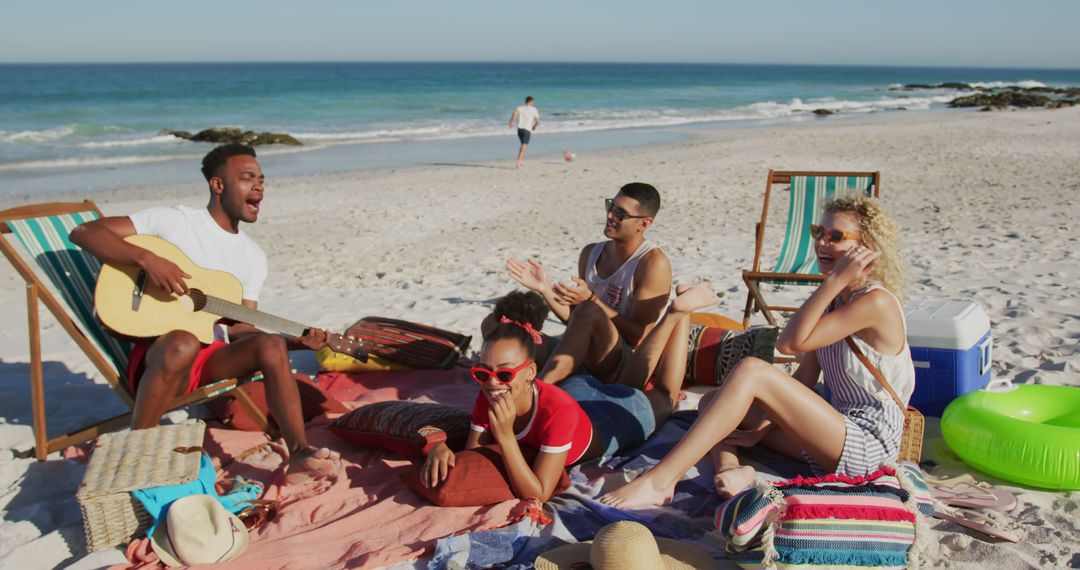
[605,198,649,222]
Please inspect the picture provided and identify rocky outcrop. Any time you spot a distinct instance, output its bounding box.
[161,128,303,146]
[949,91,1052,109]
[1022,86,1080,96]
[888,81,1079,110]
[812,108,835,115]
[894,82,973,90]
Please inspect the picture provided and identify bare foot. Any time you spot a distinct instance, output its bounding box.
[675,280,711,296]
[598,473,676,509]
[670,282,721,314]
[285,447,340,485]
[713,465,756,499]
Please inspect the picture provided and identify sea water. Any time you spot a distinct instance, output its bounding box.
[2,62,1079,197]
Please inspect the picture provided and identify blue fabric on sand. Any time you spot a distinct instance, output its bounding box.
[131,454,260,536]
[560,375,656,457]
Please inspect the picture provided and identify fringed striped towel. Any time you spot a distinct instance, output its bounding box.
[715,463,935,569]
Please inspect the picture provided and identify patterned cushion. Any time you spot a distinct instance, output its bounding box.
[346,317,472,370]
[685,324,779,386]
[715,464,934,568]
[329,401,471,457]
[402,444,571,507]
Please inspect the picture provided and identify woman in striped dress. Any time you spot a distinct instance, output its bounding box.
[601,195,914,508]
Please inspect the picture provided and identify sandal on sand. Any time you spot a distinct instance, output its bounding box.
[219,475,266,512]
[931,483,1017,512]
[934,508,1019,542]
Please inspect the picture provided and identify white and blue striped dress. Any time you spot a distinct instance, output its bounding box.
[810,284,916,476]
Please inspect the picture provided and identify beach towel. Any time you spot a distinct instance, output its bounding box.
[715,464,935,568]
[111,367,531,570]
[130,454,258,537]
[430,412,812,569]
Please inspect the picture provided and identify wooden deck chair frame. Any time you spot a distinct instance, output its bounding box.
[0,200,269,460]
[742,170,881,328]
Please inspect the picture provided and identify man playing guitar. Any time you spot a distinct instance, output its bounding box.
[71,143,337,482]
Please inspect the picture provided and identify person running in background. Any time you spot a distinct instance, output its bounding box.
[509,96,540,168]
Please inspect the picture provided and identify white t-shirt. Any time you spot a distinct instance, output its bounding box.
[128,205,268,302]
[516,105,540,131]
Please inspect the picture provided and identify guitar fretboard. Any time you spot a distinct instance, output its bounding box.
[191,291,309,337]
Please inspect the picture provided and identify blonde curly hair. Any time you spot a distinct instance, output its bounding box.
[823,195,909,304]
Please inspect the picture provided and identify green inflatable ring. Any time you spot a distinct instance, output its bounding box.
[941,384,1080,490]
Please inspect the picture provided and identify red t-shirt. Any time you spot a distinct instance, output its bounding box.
[470,380,593,466]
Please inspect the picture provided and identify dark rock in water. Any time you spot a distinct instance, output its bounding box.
[160,128,193,140]
[902,82,972,90]
[191,128,245,143]
[812,108,835,115]
[950,91,1052,109]
[1023,86,1080,97]
[249,132,303,146]
[163,127,303,146]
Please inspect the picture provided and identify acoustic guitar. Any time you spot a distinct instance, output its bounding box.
[94,234,366,359]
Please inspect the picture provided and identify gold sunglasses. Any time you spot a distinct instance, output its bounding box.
[809,224,861,243]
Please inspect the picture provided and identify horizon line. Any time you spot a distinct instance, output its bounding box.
[1,60,1079,72]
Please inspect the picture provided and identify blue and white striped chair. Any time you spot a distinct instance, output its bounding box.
[742,171,880,328]
[0,200,267,460]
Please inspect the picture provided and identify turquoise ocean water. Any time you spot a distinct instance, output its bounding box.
[2,62,1079,197]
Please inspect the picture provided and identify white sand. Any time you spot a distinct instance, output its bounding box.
[2,107,1078,568]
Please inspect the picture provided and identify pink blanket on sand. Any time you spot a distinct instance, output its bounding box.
[114,368,534,570]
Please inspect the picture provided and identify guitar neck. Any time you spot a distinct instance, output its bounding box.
[200,295,309,337]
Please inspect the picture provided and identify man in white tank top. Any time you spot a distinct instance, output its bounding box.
[507,182,673,384]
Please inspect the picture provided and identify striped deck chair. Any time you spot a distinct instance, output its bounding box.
[742,170,880,327]
[0,200,268,460]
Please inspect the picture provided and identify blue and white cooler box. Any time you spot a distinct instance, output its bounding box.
[904,299,993,417]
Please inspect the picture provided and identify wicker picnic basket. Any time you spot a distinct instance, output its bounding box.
[76,421,206,551]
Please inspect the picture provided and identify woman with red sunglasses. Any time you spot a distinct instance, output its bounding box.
[421,317,673,502]
[601,195,915,509]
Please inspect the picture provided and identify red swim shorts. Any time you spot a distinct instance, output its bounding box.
[127,339,229,395]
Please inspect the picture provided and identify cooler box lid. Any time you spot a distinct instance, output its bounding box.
[904,298,990,350]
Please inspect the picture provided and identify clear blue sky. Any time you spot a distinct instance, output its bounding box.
[2,1,1078,68]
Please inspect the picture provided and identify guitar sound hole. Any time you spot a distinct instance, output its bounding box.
[188,289,207,312]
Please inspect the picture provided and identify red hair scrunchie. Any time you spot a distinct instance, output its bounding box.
[498,315,543,345]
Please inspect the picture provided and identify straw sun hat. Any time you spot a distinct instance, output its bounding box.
[150,494,249,567]
[534,521,715,570]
